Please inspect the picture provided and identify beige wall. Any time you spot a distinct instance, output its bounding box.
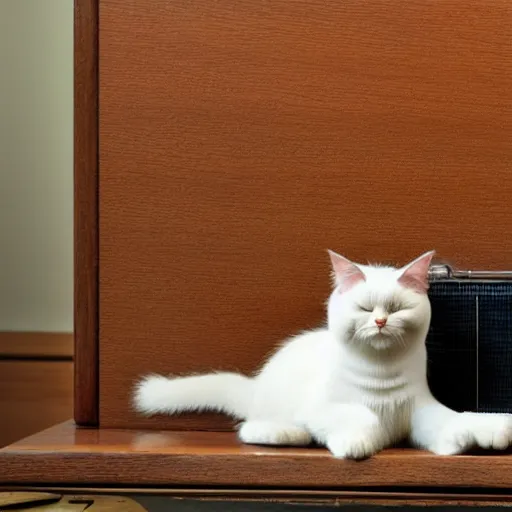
[0,1,73,332]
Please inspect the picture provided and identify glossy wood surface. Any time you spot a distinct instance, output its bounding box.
[1,422,512,490]
[98,0,512,430]
[74,0,99,426]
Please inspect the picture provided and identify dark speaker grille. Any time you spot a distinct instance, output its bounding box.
[427,282,512,413]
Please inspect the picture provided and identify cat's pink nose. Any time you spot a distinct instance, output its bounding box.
[375,318,387,328]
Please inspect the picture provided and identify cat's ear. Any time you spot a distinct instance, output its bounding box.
[327,250,366,292]
[397,250,435,294]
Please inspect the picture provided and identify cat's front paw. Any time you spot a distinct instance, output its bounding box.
[327,431,384,460]
[432,413,512,455]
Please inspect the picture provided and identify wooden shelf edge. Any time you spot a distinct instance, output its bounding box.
[1,421,511,491]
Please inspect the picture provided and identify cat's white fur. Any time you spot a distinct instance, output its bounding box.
[134,250,512,459]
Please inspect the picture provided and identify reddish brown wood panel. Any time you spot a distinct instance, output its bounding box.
[74,0,99,426]
[1,422,512,491]
[98,0,512,429]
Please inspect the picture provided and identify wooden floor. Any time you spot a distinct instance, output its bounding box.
[0,333,73,447]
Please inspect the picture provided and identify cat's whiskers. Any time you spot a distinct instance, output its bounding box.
[354,324,408,350]
[390,330,407,349]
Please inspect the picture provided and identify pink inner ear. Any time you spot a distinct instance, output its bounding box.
[399,274,429,293]
[327,250,366,293]
[398,250,435,294]
[339,269,366,293]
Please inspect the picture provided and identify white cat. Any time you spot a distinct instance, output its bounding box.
[134,250,512,459]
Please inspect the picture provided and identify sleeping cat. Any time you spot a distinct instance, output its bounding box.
[133,250,512,459]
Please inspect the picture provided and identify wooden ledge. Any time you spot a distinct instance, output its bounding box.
[1,421,512,492]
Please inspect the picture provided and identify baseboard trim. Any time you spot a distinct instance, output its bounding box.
[0,332,73,360]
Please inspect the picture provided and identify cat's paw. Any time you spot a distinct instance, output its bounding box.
[324,405,384,459]
[432,413,512,455]
[238,421,312,446]
[327,431,384,459]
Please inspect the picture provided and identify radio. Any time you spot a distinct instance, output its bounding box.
[427,265,512,413]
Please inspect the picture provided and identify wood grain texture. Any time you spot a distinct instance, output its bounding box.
[0,333,73,359]
[1,422,512,491]
[0,362,73,447]
[98,0,512,429]
[74,0,99,426]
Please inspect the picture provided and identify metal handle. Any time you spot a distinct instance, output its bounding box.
[429,264,512,281]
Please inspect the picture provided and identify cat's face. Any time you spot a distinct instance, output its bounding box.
[327,251,434,352]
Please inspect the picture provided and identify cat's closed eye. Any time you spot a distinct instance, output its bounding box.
[357,304,373,312]
[387,302,401,314]
[387,301,415,314]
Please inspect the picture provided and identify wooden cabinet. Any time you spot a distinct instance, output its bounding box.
[78,0,512,432]
[3,0,511,500]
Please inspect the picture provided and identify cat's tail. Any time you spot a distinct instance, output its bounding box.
[133,372,253,420]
